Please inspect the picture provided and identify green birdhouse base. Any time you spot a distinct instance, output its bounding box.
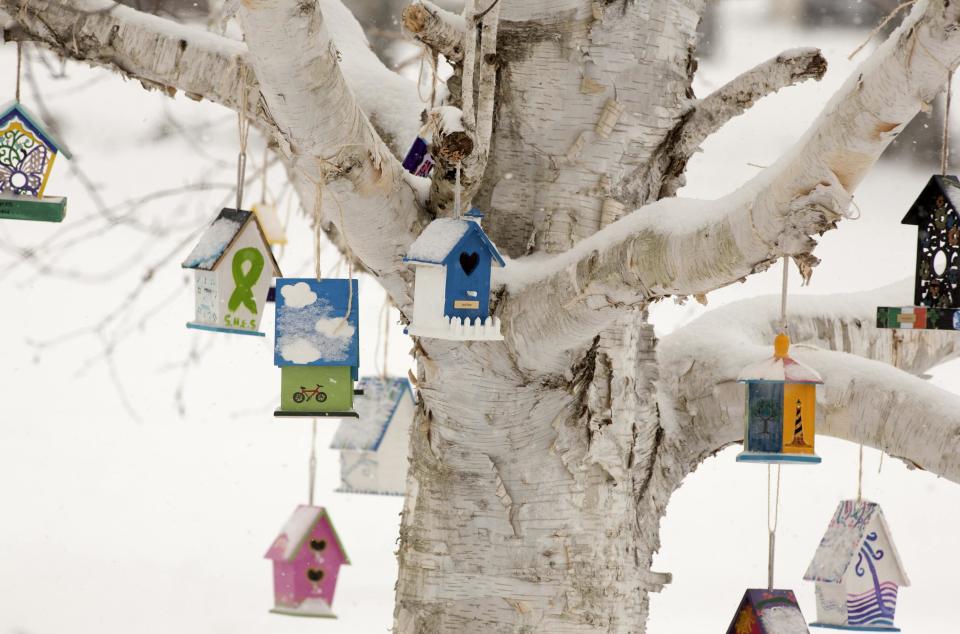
[185,321,266,337]
[0,193,66,222]
[275,365,357,417]
[736,451,822,464]
[877,305,960,331]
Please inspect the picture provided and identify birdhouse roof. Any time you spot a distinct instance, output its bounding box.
[330,376,414,451]
[803,499,909,586]
[404,218,506,267]
[0,100,73,158]
[264,505,350,564]
[737,353,823,384]
[181,208,282,274]
[901,174,960,225]
[727,589,808,634]
[274,278,360,367]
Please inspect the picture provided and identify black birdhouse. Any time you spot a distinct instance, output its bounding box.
[877,175,960,331]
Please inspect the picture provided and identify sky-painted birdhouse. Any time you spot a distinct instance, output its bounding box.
[877,175,960,331]
[265,505,350,618]
[0,100,72,222]
[737,333,822,464]
[403,209,505,341]
[330,376,415,496]
[726,588,810,634]
[804,500,910,632]
[181,208,281,336]
[274,278,359,418]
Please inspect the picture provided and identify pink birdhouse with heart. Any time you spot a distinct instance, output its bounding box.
[264,505,350,618]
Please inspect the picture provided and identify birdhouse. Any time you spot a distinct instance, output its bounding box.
[804,500,910,631]
[330,377,416,496]
[252,201,287,246]
[402,135,435,177]
[274,278,360,417]
[726,589,810,634]
[0,100,72,222]
[877,175,960,330]
[264,505,350,618]
[403,210,506,340]
[181,208,281,336]
[737,333,822,464]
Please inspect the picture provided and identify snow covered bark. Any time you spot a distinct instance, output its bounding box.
[9,0,960,632]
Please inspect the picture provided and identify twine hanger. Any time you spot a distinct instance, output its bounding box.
[15,42,22,102]
[307,419,318,506]
[767,464,782,590]
[236,66,251,210]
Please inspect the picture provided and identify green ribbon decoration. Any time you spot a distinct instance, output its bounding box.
[228,247,265,313]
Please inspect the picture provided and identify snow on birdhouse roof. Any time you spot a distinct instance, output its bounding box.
[0,100,73,158]
[181,208,282,273]
[330,377,414,451]
[404,218,505,267]
[901,174,960,225]
[738,354,823,384]
[264,505,350,564]
[803,499,909,586]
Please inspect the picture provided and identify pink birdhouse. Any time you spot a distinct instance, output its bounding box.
[264,505,350,618]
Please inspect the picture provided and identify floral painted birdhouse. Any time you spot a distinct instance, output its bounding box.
[403,209,506,340]
[330,376,416,495]
[181,208,281,336]
[0,100,72,222]
[726,589,809,634]
[877,175,960,330]
[804,500,910,631]
[265,505,350,618]
[737,333,822,464]
[274,278,360,417]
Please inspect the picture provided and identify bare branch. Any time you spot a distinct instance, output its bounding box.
[658,47,828,197]
[402,1,464,63]
[499,0,960,358]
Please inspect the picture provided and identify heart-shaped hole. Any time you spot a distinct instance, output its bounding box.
[459,252,480,276]
[306,568,324,582]
[310,539,327,552]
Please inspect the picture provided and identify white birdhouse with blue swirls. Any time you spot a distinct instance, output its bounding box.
[403,208,505,341]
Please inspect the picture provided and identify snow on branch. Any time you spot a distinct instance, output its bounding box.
[658,47,828,197]
[2,0,254,114]
[402,1,465,63]
[498,0,960,359]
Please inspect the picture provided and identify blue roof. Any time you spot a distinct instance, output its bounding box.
[0,100,72,158]
[404,218,505,267]
[329,377,414,450]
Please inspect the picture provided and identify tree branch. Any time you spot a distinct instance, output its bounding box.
[657,47,828,198]
[401,0,464,63]
[237,0,428,311]
[499,0,960,360]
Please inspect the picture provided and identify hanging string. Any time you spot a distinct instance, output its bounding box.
[235,67,251,210]
[847,1,916,61]
[942,72,952,177]
[878,449,885,474]
[15,42,22,102]
[779,256,789,333]
[314,184,324,281]
[857,443,865,502]
[380,302,390,381]
[260,141,269,205]
[416,46,439,108]
[307,419,318,506]
[454,161,463,219]
[767,464,782,590]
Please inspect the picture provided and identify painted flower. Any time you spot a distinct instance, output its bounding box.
[0,144,47,196]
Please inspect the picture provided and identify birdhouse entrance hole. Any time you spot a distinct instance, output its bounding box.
[10,172,27,189]
[307,569,324,582]
[459,252,480,275]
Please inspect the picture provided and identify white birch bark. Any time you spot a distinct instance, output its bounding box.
[8,0,960,632]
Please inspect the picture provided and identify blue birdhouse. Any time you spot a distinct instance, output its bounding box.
[403,209,505,340]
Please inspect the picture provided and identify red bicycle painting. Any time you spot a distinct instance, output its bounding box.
[292,384,327,403]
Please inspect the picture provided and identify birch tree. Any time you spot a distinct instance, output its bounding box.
[5,0,960,631]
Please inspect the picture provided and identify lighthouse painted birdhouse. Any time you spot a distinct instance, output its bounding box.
[403,208,505,340]
[727,589,810,634]
[0,100,72,222]
[330,376,416,495]
[265,505,350,618]
[877,175,960,330]
[804,500,910,631]
[181,208,281,336]
[737,333,822,464]
[274,278,360,417]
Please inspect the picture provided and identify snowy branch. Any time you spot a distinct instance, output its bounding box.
[500,0,960,358]
[401,1,464,63]
[657,47,828,197]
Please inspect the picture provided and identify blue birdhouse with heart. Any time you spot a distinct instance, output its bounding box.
[404,208,505,340]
